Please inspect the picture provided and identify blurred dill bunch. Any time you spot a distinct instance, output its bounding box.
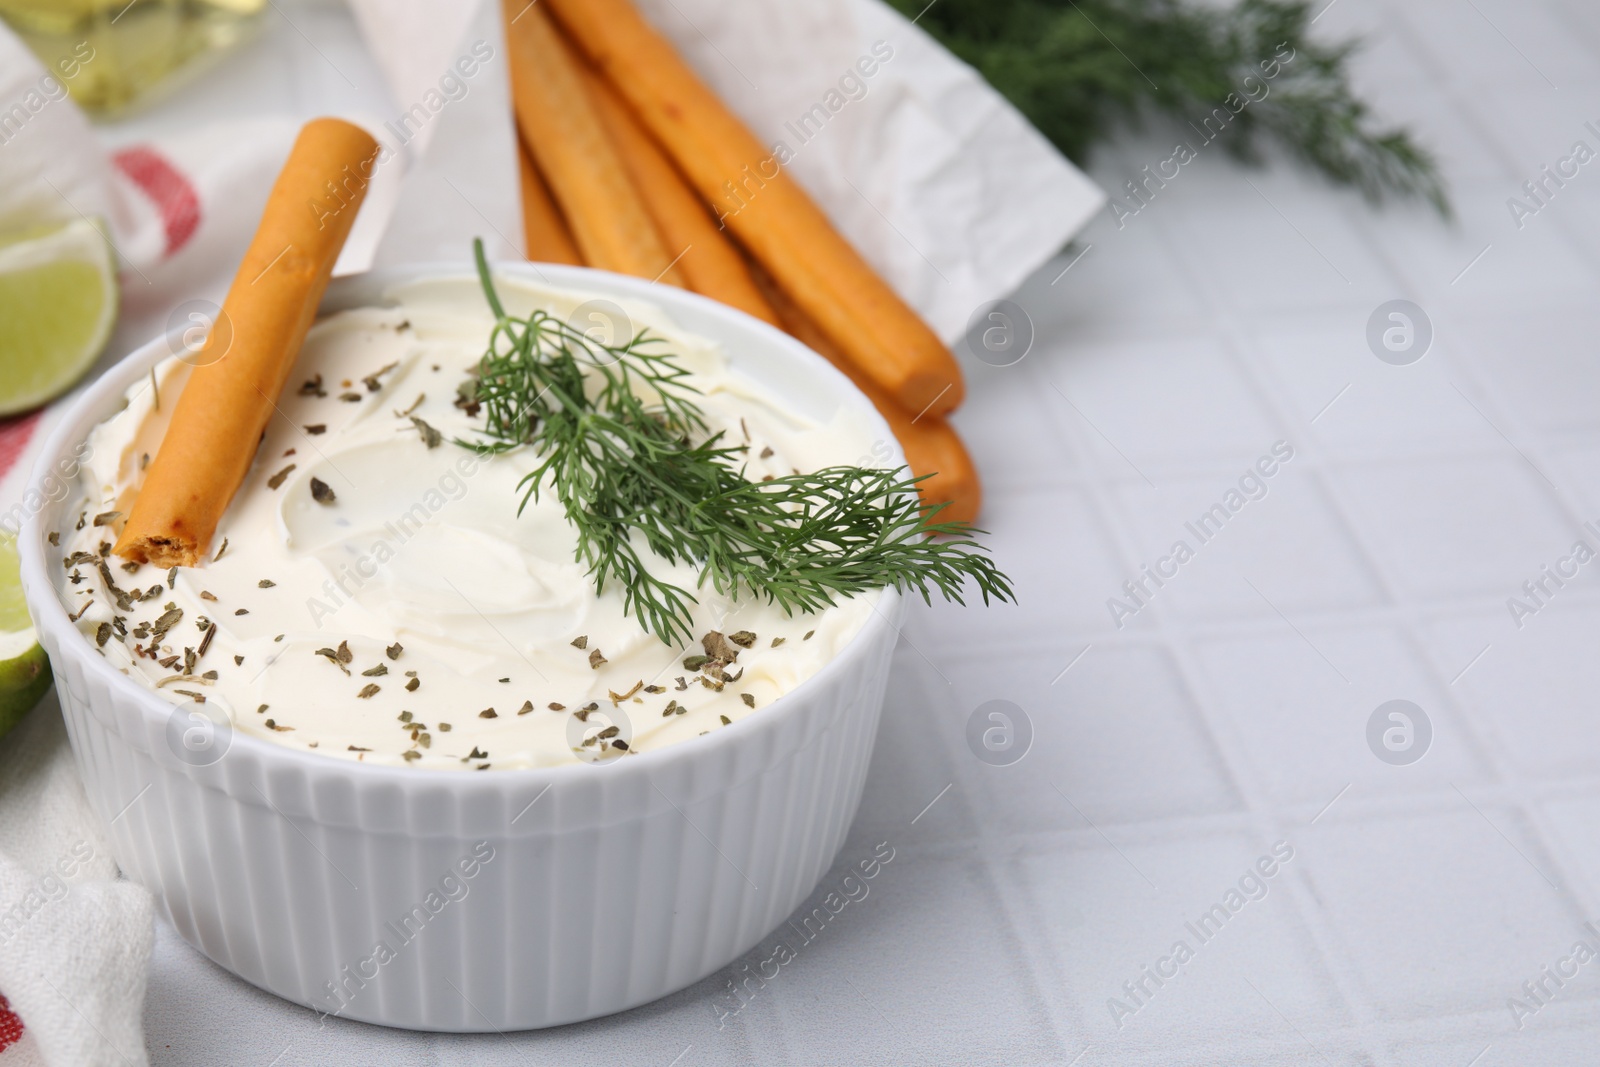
[888,0,1448,214]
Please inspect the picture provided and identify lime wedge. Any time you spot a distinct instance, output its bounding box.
[0,217,118,417]
[0,531,51,737]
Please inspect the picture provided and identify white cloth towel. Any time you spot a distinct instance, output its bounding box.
[0,701,152,1067]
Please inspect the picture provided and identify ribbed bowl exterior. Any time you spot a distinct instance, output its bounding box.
[38,602,896,1030]
[19,263,906,1031]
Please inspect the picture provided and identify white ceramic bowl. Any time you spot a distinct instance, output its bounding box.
[18,263,904,1031]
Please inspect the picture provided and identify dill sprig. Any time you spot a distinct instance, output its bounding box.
[457,239,1014,646]
[889,0,1448,214]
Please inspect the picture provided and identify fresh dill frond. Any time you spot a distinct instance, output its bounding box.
[457,239,1014,645]
[889,0,1448,214]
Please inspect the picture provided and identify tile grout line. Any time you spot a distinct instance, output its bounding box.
[1031,191,1398,1058]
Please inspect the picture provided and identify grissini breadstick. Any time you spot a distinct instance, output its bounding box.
[754,263,981,524]
[114,118,378,568]
[575,55,780,326]
[501,0,684,286]
[545,0,964,417]
[516,136,582,265]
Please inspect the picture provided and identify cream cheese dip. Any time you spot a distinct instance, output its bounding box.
[51,275,879,769]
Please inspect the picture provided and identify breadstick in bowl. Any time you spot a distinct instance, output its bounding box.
[114,118,378,568]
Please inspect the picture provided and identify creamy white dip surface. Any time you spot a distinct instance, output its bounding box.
[52,275,878,768]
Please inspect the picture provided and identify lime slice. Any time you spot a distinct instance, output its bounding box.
[0,217,118,417]
[0,531,51,738]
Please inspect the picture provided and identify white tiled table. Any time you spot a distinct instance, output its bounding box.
[134,0,1600,1062]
